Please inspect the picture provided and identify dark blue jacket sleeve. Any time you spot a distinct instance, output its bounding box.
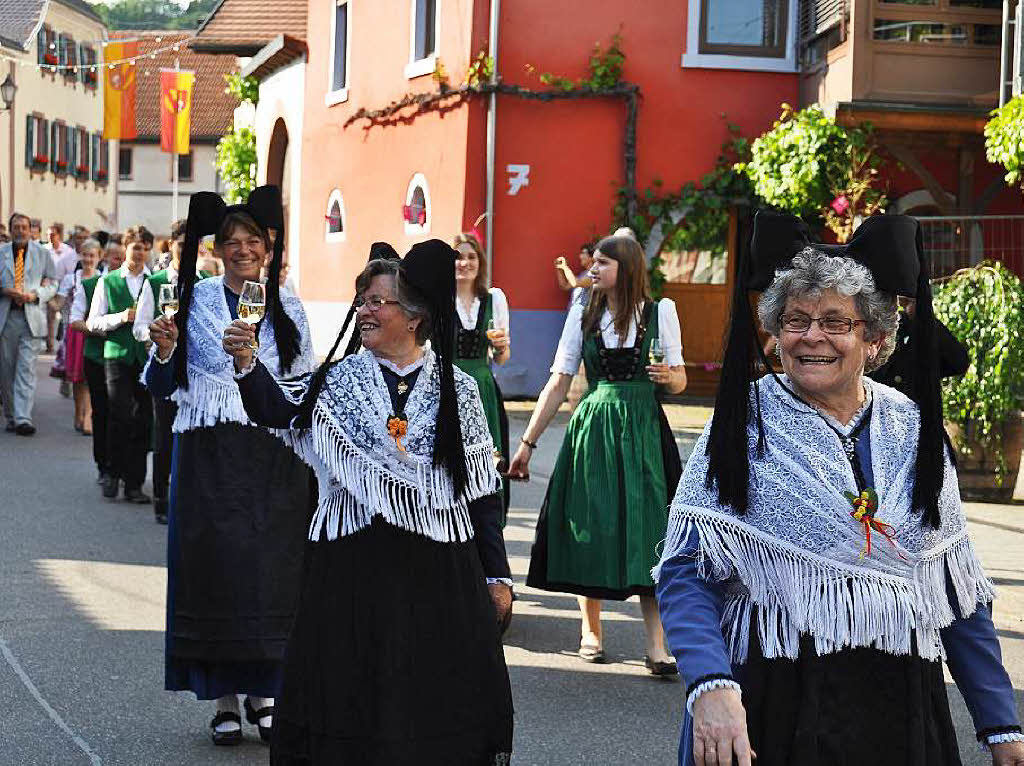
[941,574,1021,740]
[468,493,511,580]
[234,360,302,429]
[143,351,178,398]
[656,528,734,692]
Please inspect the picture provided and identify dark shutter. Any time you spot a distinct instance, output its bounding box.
[800,0,846,42]
[37,29,45,64]
[91,134,98,181]
[25,115,34,167]
[50,122,57,172]
[42,119,49,160]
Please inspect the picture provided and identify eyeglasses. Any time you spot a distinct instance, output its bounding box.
[222,236,264,254]
[353,295,402,312]
[780,314,867,335]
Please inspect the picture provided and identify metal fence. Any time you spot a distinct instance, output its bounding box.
[914,215,1024,280]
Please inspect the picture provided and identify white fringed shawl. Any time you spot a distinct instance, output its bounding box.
[654,375,994,664]
[150,276,315,433]
[275,349,500,545]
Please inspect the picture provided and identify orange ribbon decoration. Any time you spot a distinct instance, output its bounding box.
[849,491,906,560]
[387,416,408,453]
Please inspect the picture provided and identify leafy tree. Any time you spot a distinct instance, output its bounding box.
[215,75,259,204]
[984,95,1024,191]
[90,0,218,30]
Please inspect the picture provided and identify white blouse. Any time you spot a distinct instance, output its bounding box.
[455,287,509,333]
[550,297,684,376]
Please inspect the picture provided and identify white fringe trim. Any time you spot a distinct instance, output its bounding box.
[170,369,252,433]
[656,510,995,664]
[985,732,1024,746]
[284,402,498,545]
[686,679,742,716]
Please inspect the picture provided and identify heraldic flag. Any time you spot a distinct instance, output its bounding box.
[102,42,138,140]
[160,69,196,155]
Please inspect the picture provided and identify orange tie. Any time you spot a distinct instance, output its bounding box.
[13,247,25,292]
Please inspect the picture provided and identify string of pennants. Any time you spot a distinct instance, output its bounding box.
[0,36,188,75]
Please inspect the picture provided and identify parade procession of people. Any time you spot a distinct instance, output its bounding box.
[3,183,1024,766]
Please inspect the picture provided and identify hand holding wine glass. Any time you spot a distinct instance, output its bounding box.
[486,319,509,353]
[158,283,179,320]
[646,337,669,385]
[237,280,266,350]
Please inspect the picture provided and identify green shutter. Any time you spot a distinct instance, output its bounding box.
[25,115,33,168]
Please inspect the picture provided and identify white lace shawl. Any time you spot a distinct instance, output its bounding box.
[145,275,315,433]
[274,348,500,544]
[654,374,994,664]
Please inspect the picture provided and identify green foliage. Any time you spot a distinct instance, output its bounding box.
[737,104,886,237]
[984,95,1024,191]
[613,125,754,295]
[932,262,1024,479]
[225,73,259,106]
[531,32,625,92]
[464,51,494,87]
[215,127,256,204]
[90,0,218,30]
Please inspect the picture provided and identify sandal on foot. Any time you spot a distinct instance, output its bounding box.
[578,641,606,664]
[643,655,679,678]
[244,696,273,743]
[210,711,242,746]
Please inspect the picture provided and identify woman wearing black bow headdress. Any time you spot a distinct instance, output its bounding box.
[654,211,1023,766]
[143,186,316,746]
[225,239,514,764]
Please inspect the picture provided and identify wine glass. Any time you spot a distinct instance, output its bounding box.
[238,280,266,350]
[486,318,502,342]
[158,283,179,319]
[649,337,665,365]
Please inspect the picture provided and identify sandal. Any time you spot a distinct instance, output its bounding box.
[210,711,242,746]
[643,655,679,678]
[244,696,273,744]
[578,640,606,664]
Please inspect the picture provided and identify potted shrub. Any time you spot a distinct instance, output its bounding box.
[932,261,1024,500]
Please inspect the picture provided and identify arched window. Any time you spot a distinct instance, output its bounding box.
[403,173,431,235]
[325,189,346,242]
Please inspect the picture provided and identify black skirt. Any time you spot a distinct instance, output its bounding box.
[526,401,682,601]
[741,630,962,766]
[271,517,514,766]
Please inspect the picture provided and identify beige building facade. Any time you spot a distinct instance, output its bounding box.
[0,0,115,231]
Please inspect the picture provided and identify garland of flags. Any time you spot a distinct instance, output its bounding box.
[0,36,189,74]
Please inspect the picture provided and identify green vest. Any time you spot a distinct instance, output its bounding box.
[82,275,105,364]
[102,270,148,366]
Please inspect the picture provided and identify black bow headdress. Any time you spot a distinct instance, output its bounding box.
[709,210,944,528]
[400,239,468,496]
[173,186,300,389]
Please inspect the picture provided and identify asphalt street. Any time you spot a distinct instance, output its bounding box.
[0,356,1021,765]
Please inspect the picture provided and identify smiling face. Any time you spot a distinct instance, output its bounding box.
[778,289,882,403]
[455,241,480,284]
[79,246,99,274]
[357,274,419,357]
[218,224,267,283]
[125,239,151,270]
[588,249,619,292]
[105,244,125,272]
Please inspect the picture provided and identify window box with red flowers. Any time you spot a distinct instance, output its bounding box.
[75,165,89,177]
[55,160,69,173]
[31,154,48,169]
[84,70,98,88]
[43,53,58,66]
[96,169,108,182]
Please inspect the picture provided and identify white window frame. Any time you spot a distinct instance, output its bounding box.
[325,188,347,243]
[403,173,431,236]
[681,0,799,73]
[404,0,440,79]
[325,0,352,107]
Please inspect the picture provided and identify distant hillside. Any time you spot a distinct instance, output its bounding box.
[90,0,219,31]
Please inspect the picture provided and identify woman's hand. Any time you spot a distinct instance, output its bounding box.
[507,443,532,481]
[222,319,255,371]
[149,316,178,360]
[646,363,687,395]
[991,740,1024,765]
[554,256,567,269]
[488,328,510,354]
[488,583,513,626]
[692,687,755,766]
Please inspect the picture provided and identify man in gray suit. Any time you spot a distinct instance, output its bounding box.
[1,213,57,435]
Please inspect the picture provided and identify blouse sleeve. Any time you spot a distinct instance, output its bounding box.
[489,288,510,334]
[658,298,684,367]
[133,283,156,342]
[68,282,88,323]
[58,273,76,299]
[549,303,585,376]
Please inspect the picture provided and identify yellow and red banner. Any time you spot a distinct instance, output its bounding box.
[160,69,195,155]
[102,42,138,140]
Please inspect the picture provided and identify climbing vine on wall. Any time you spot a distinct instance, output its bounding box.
[214,74,259,204]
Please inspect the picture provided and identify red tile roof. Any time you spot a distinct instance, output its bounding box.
[110,31,238,141]
[192,0,307,55]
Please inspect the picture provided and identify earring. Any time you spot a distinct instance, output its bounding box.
[407,324,416,332]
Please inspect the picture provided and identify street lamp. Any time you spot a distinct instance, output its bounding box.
[0,74,16,110]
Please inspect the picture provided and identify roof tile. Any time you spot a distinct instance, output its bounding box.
[193,0,307,51]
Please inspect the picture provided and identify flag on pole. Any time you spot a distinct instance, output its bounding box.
[102,42,138,140]
[160,69,195,155]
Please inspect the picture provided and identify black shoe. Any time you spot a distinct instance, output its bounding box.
[14,423,36,436]
[643,655,679,678]
[4,421,14,433]
[210,712,242,746]
[154,498,168,525]
[123,487,151,504]
[102,476,120,499]
[243,696,273,744]
[96,469,107,485]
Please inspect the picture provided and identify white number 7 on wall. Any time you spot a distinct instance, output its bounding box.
[506,164,530,195]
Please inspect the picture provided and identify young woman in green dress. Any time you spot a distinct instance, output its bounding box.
[508,234,687,674]
[453,232,511,518]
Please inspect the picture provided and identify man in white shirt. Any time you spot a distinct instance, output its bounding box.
[44,222,77,352]
[87,225,154,504]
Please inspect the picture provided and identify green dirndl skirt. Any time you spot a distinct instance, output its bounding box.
[455,356,511,520]
[527,379,679,600]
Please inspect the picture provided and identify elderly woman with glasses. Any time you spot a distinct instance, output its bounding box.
[655,212,1023,766]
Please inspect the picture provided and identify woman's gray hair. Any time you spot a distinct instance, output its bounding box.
[757,248,899,372]
[354,259,434,346]
[79,238,101,254]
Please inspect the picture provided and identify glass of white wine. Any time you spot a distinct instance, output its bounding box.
[486,318,503,343]
[238,280,266,350]
[649,337,665,365]
[158,283,179,319]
